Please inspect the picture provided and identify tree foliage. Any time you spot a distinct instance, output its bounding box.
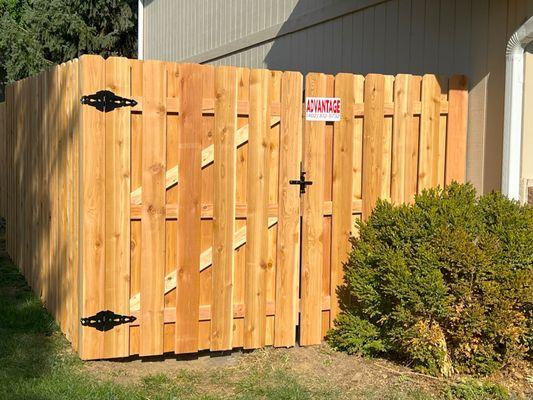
[0,0,137,98]
[328,183,533,376]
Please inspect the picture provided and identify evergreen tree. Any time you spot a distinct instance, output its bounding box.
[0,0,137,99]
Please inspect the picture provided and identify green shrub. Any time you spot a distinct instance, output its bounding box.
[446,379,510,400]
[327,183,533,376]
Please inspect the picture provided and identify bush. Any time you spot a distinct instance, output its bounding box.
[446,379,510,400]
[327,183,533,376]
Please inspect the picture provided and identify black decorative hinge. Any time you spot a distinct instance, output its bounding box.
[80,310,136,332]
[290,171,313,194]
[80,90,137,113]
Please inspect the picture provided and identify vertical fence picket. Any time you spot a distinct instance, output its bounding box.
[129,58,143,356]
[50,68,60,321]
[70,59,81,351]
[362,74,386,219]
[265,70,282,346]
[419,74,442,190]
[351,76,365,234]
[244,69,270,349]
[391,74,411,204]
[405,76,422,202]
[14,79,21,267]
[104,57,132,358]
[79,55,106,360]
[0,102,5,218]
[381,76,394,200]
[6,84,13,258]
[211,66,237,351]
[446,75,469,184]
[175,63,204,354]
[274,71,302,347]
[20,78,29,277]
[33,73,42,298]
[59,63,69,331]
[330,74,356,325]
[300,72,327,346]
[140,60,167,357]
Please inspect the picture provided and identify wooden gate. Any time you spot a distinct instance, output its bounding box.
[0,55,468,360]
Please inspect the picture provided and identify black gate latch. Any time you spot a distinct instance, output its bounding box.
[80,90,137,113]
[81,310,136,332]
[290,171,313,194]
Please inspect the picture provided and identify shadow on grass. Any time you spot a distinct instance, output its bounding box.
[0,223,131,399]
[0,223,56,379]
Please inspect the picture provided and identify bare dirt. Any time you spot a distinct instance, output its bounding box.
[84,344,533,399]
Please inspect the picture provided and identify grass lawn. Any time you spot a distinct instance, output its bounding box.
[0,224,530,400]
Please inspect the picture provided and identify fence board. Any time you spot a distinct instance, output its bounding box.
[175,64,204,354]
[405,76,422,202]
[49,69,60,322]
[274,71,302,347]
[0,102,5,218]
[300,72,327,346]
[21,78,29,278]
[5,84,13,258]
[331,73,356,324]
[104,57,131,358]
[69,60,80,351]
[391,74,411,204]
[33,73,42,300]
[211,66,238,351]
[446,75,469,184]
[381,76,394,200]
[140,60,167,356]
[41,71,51,308]
[265,70,282,346]
[79,55,106,360]
[362,74,385,219]
[419,74,442,190]
[129,59,143,355]
[59,63,69,332]
[244,69,270,349]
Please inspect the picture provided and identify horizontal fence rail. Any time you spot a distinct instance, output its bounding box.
[0,55,468,360]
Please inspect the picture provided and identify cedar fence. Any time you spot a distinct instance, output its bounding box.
[0,55,468,360]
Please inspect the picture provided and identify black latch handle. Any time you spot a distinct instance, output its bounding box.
[290,171,313,194]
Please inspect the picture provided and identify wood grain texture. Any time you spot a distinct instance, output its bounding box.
[300,73,327,346]
[175,64,204,354]
[79,55,106,360]
[419,75,442,190]
[104,57,131,358]
[362,74,385,220]
[140,60,167,356]
[446,75,468,184]
[274,71,302,347]
[69,59,80,351]
[211,66,238,351]
[330,73,356,325]
[405,76,422,203]
[244,69,270,349]
[391,74,411,204]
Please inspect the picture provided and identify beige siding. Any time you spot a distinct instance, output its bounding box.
[521,45,533,200]
[143,0,533,193]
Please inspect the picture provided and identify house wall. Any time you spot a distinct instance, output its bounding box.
[521,45,533,201]
[142,0,533,194]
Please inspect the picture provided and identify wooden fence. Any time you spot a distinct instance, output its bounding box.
[0,55,468,360]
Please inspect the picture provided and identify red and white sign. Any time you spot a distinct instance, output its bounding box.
[305,97,341,122]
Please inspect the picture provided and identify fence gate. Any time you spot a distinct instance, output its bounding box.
[0,55,468,360]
